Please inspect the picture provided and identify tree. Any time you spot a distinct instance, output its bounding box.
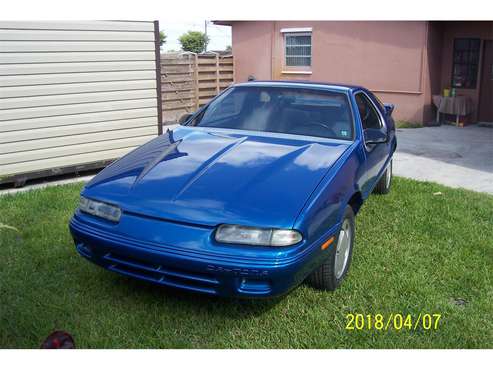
[225,45,232,53]
[159,31,167,47]
[179,31,209,53]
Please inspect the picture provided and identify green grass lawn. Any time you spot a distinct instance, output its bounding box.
[0,178,492,348]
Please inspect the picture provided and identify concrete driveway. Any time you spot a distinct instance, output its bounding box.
[393,125,493,194]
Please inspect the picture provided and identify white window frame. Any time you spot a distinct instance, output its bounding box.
[281,28,312,73]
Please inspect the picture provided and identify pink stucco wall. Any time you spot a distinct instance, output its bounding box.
[231,21,274,83]
[229,21,429,123]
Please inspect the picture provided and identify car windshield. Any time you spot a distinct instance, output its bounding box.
[190,86,354,140]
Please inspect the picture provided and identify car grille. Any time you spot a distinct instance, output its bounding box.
[103,252,219,295]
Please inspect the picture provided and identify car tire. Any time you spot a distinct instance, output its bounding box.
[374,160,392,194]
[307,205,355,291]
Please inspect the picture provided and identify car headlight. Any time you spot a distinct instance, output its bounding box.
[79,196,122,222]
[215,224,302,247]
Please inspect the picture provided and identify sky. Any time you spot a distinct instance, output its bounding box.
[159,19,231,52]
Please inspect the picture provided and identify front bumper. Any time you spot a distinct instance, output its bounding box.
[69,213,337,298]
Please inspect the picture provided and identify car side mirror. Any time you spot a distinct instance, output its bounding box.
[364,128,388,144]
[384,103,394,116]
[178,112,193,125]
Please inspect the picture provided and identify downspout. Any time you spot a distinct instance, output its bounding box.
[271,21,277,80]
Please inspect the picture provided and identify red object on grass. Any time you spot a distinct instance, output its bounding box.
[40,331,75,349]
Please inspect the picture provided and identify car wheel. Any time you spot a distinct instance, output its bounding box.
[374,160,392,194]
[307,205,355,291]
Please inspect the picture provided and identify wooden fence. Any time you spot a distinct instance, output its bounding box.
[160,52,234,124]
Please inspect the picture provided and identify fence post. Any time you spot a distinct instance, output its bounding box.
[194,53,199,110]
[160,52,233,120]
[215,53,220,95]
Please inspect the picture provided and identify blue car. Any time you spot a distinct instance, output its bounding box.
[70,81,396,298]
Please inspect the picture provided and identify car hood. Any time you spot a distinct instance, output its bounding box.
[83,126,350,228]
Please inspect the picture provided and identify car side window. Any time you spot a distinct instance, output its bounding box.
[355,93,382,130]
[369,92,386,113]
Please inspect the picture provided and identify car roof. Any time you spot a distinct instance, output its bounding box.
[234,80,364,93]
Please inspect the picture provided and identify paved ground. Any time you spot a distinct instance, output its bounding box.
[394,124,493,194]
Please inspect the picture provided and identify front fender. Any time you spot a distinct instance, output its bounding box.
[293,142,365,244]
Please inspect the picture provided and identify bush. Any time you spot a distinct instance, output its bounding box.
[179,31,209,53]
[159,31,167,46]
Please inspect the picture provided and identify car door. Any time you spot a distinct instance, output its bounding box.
[354,91,390,194]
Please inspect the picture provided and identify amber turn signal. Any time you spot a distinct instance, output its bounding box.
[321,236,335,250]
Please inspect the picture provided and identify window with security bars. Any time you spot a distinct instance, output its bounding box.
[285,32,312,67]
[451,38,480,89]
